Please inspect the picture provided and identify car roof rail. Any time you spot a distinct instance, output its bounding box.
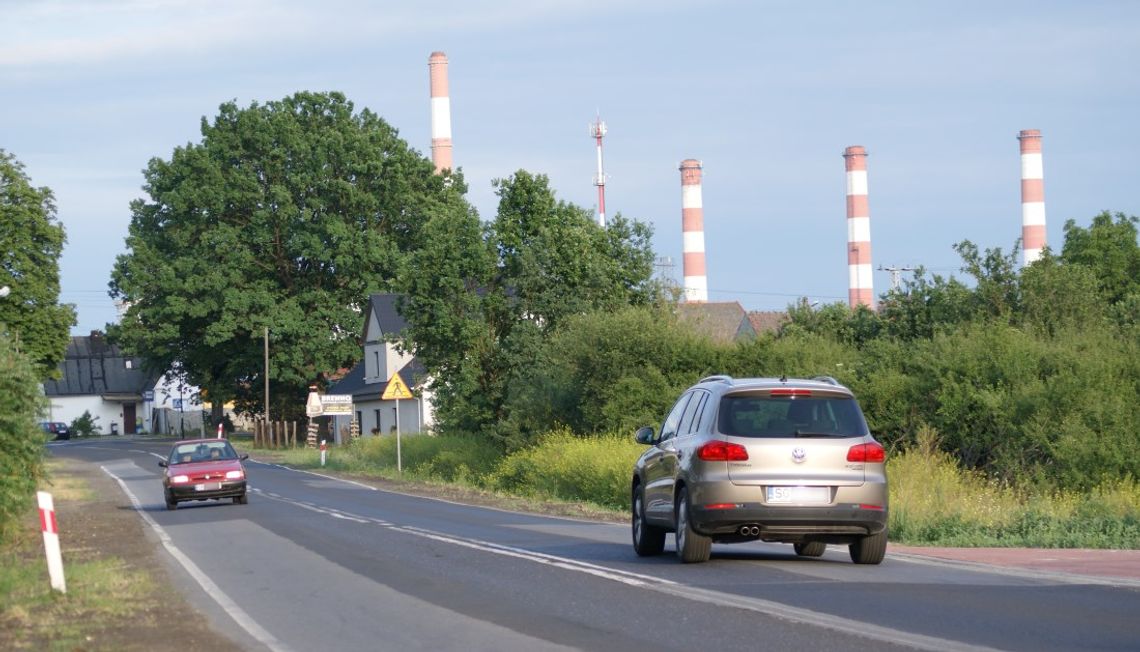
[811,375,841,386]
[698,374,733,384]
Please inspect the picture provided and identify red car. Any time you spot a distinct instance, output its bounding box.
[159,438,249,510]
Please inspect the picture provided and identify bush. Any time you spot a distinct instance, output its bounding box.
[70,411,100,438]
[486,428,644,510]
[0,337,48,542]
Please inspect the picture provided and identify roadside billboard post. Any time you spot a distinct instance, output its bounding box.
[381,373,413,474]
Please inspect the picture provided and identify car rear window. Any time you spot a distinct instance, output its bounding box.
[717,395,870,438]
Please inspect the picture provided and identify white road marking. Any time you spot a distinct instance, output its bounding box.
[101,465,291,652]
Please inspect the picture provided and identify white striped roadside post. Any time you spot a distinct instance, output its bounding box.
[37,491,67,593]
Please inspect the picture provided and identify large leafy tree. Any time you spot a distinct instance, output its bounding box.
[1060,211,1140,305]
[0,149,76,376]
[397,170,657,444]
[109,92,465,417]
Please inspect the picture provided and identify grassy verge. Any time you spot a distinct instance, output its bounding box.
[239,428,1140,549]
[1,459,239,651]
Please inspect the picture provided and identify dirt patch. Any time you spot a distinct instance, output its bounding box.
[0,457,242,652]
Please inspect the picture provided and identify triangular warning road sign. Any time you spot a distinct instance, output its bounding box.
[381,373,414,400]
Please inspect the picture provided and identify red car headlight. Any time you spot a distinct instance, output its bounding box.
[170,474,190,484]
[225,470,244,480]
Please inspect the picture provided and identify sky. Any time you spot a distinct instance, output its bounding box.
[4,0,1139,335]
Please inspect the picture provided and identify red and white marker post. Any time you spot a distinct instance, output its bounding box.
[216,422,224,439]
[320,439,327,467]
[37,491,67,593]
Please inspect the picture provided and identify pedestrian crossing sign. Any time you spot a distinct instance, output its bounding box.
[381,373,413,400]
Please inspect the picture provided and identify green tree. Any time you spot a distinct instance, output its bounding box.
[1060,211,1140,305]
[397,171,658,444]
[876,267,975,340]
[0,336,47,541]
[0,149,76,376]
[502,304,721,441]
[109,92,466,418]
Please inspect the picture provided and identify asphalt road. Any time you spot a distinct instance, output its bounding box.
[52,438,1140,652]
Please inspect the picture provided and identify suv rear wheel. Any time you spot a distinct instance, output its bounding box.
[675,487,711,563]
[632,485,666,556]
[849,528,887,565]
[794,541,827,557]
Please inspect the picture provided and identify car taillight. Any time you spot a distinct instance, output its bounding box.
[225,470,244,480]
[698,440,749,461]
[847,443,886,463]
[171,474,190,484]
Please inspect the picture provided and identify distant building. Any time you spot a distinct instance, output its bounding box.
[674,301,756,344]
[747,310,788,336]
[326,294,434,442]
[41,332,164,435]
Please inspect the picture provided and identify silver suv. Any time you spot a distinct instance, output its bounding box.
[631,375,888,564]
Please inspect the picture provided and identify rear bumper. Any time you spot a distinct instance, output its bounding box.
[691,503,888,541]
[167,481,246,502]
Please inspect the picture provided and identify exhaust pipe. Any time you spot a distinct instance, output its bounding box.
[738,525,761,537]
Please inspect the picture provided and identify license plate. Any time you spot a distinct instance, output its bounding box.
[194,483,222,491]
[767,486,829,504]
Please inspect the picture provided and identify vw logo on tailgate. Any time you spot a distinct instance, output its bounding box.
[791,447,806,463]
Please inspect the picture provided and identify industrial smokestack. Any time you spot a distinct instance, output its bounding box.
[844,146,874,309]
[1018,129,1046,265]
[679,159,708,303]
[429,51,453,173]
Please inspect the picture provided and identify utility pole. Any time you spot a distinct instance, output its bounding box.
[264,327,270,424]
[879,265,915,291]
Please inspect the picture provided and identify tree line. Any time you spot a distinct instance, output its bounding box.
[98,91,1140,490]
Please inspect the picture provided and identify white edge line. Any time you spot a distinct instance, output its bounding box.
[255,462,378,491]
[100,465,291,652]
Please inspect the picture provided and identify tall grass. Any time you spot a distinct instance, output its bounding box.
[888,427,1140,548]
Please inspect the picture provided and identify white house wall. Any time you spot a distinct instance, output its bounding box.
[329,396,428,444]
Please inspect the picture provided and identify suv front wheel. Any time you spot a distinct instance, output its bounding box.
[675,487,711,563]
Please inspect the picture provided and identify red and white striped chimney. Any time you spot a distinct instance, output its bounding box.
[429,51,453,173]
[844,146,874,309]
[680,159,708,303]
[1018,129,1046,265]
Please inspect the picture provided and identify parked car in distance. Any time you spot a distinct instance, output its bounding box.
[631,375,888,564]
[159,438,249,510]
[40,421,71,440]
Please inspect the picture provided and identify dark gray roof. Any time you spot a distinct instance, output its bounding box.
[675,301,756,344]
[368,293,409,342]
[326,358,427,401]
[42,334,162,398]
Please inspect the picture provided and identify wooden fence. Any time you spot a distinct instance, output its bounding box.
[252,420,302,449]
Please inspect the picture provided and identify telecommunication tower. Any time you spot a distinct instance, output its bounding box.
[589,116,608,227]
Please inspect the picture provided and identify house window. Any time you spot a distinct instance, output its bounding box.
[373,409,381,435]
[373,351,380,378]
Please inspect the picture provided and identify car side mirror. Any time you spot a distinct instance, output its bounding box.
[634,426,656,445]
[240,454,249,461]
[158,460,167,468]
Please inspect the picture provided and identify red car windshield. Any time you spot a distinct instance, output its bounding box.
[169,442,238,464]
